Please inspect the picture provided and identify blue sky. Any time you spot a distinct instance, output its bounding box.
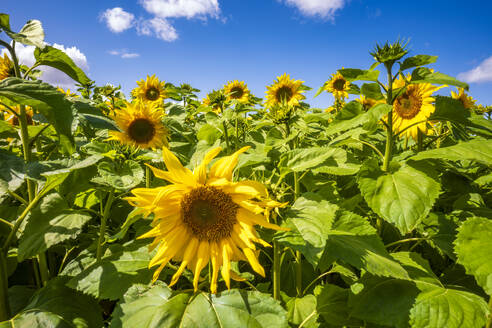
[2,0,492,108]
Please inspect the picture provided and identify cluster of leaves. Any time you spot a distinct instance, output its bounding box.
[0,12,491,328]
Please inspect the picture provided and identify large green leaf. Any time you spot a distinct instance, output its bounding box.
[18,192,92,261]
[400,55,438,71]
[455,217,492,296]
[34,45,90,85]
[65,242,154,300]
[197,123,222,144]
[92,160,144,190]
[411,67,469,90]
[286,295,319,328]
[316,284,361,327]
[357,159,441,234]
[409,139,492,166]
[275,194,338,266]
[5,19,45,49]
[427,96,470,124]
[0,149,25,193]
[319,210,409,279]
[338,68,380,82]
[360,83,384,100]
[0,278,102,328]
[0,78,75,152]
[349,252,489,328]
[0,13,10,31]
[111,283,288,328]
[0,120,17,139]
[325,102,390,136]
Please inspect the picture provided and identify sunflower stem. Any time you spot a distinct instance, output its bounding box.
[96,189,115,262]
[0,251,10,321]
[222,121,230,152]
[272,240,281,300]
[486,296,492,328]
[37,253,49,286]
[145,166,151,188]
[417,129,424,152]
[382,64,394,172]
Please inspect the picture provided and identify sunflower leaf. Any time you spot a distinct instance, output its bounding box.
[455,217,492,296]
[360,83,384,100]
[357,159,441,234]
[111,283,289,328]
[5,19,45,49]
[338,68,380,82]
[410,67,469,90]
[91,160,144,190]
[325,102,390,136]
[400,55,438,71]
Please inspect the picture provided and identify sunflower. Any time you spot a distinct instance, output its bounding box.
[265,73,306,108]
[324,72,350,100]
[451,88,476,109]
[3,105,34,126]
[108,102,169,149]
[126,146,287,293]
[391,75,445,140]
[134,75,166,105]
[202,94,221,114]
[356,95,385,111]
[224,80,250,103]
[0,53,15,80]
[57,87,78,98]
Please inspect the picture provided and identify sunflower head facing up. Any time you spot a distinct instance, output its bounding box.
[126,146,287,293]
[265,73,306,108]
[451,88,476,110]
[325,72,350,100]
[391,75,445,140]
[224,80,250,103]
[108,102,169,149]
[134,75,166,106]
[0,53,15,80]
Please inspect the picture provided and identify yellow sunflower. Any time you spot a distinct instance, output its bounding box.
[3,105,34,126]
[265,73,306,108]
[356,95,385,111]
[224,80,250,103]
[0,53,15,80]
[324,72,350,100]
[451,88,476,109]
[108,102,169,149]
[391,75,445,140]
[203,94,221,114]
[134,75,166,105]
[126,146,287,293]
[57,87,78,97]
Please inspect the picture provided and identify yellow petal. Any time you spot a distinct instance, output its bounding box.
[192,241,210,291]
[220,240,232,289]
[169,237,199,287]
[242,247,265,277]
[209,146,250,180]
[210,242,222,294]
[193,147,222,184]
[237,208,289,231]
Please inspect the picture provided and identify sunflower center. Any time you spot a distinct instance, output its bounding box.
[394,90,422,119]
[145,87,160,101]
[127,118,156,143]
[229,86,244,99]
[333,78,346,91]
[181,186,238,241]
[275,86,293,103]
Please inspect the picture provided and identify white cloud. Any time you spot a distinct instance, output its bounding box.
[139,0,220,19]
[1,43,89,89]
[458,56,492,83]
[281,0,347,20]
[101,7,135,33]
[137,18,178,42]
[109,49,140,59]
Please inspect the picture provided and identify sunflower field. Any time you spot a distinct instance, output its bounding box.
[1,13,492,328]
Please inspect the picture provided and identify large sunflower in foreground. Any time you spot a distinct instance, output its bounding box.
[224,80,250,103]
[0,54,15,80]
[324,71,350,100]
[451,88,476,109]
[108,102,168,149]
[391,75,445,140]
[126,146,287,293]
[134,75,166,105]
[265,73,305,108]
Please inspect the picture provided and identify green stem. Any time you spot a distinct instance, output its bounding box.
[385,237,426,249]
[272,240,281,301]
[382,65,394,172]
[145,166,151,188]
[222,121,230,152]
[295,250,302,296]
[417,129,424,152]
[486,296,492,328]
[96,189,115,261]
[0,252,10,321]
[37,253,49,286]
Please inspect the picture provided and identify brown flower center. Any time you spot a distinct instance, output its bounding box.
[145,87,161,101]
[394,89,422,120]
[127,118,156,143]
[275,86,293,103]
[333,78,346,91]
[181,186,238,241]
[229,86,244,99]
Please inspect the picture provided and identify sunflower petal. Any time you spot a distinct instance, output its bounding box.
[169,237,199,287]
[209,146,250,180]
[194,147,222,184]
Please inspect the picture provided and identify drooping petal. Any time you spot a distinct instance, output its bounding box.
[242,247,265,277]
[209,146,250,181]
[237,208,289,231]
[210,242,222,294]
[192,241,210,291]
[193,147,222,184]
[169,237,199,286]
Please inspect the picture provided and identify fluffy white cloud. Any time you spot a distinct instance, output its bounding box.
[139,0,220,19]
[101,7,135,33]
[1,43,89,89]
[137,18,178,42]
[109,49,140,59]
[458,56,492,83]
[281,0,346,19]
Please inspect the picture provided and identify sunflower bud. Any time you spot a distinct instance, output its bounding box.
[370,39,409,67]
